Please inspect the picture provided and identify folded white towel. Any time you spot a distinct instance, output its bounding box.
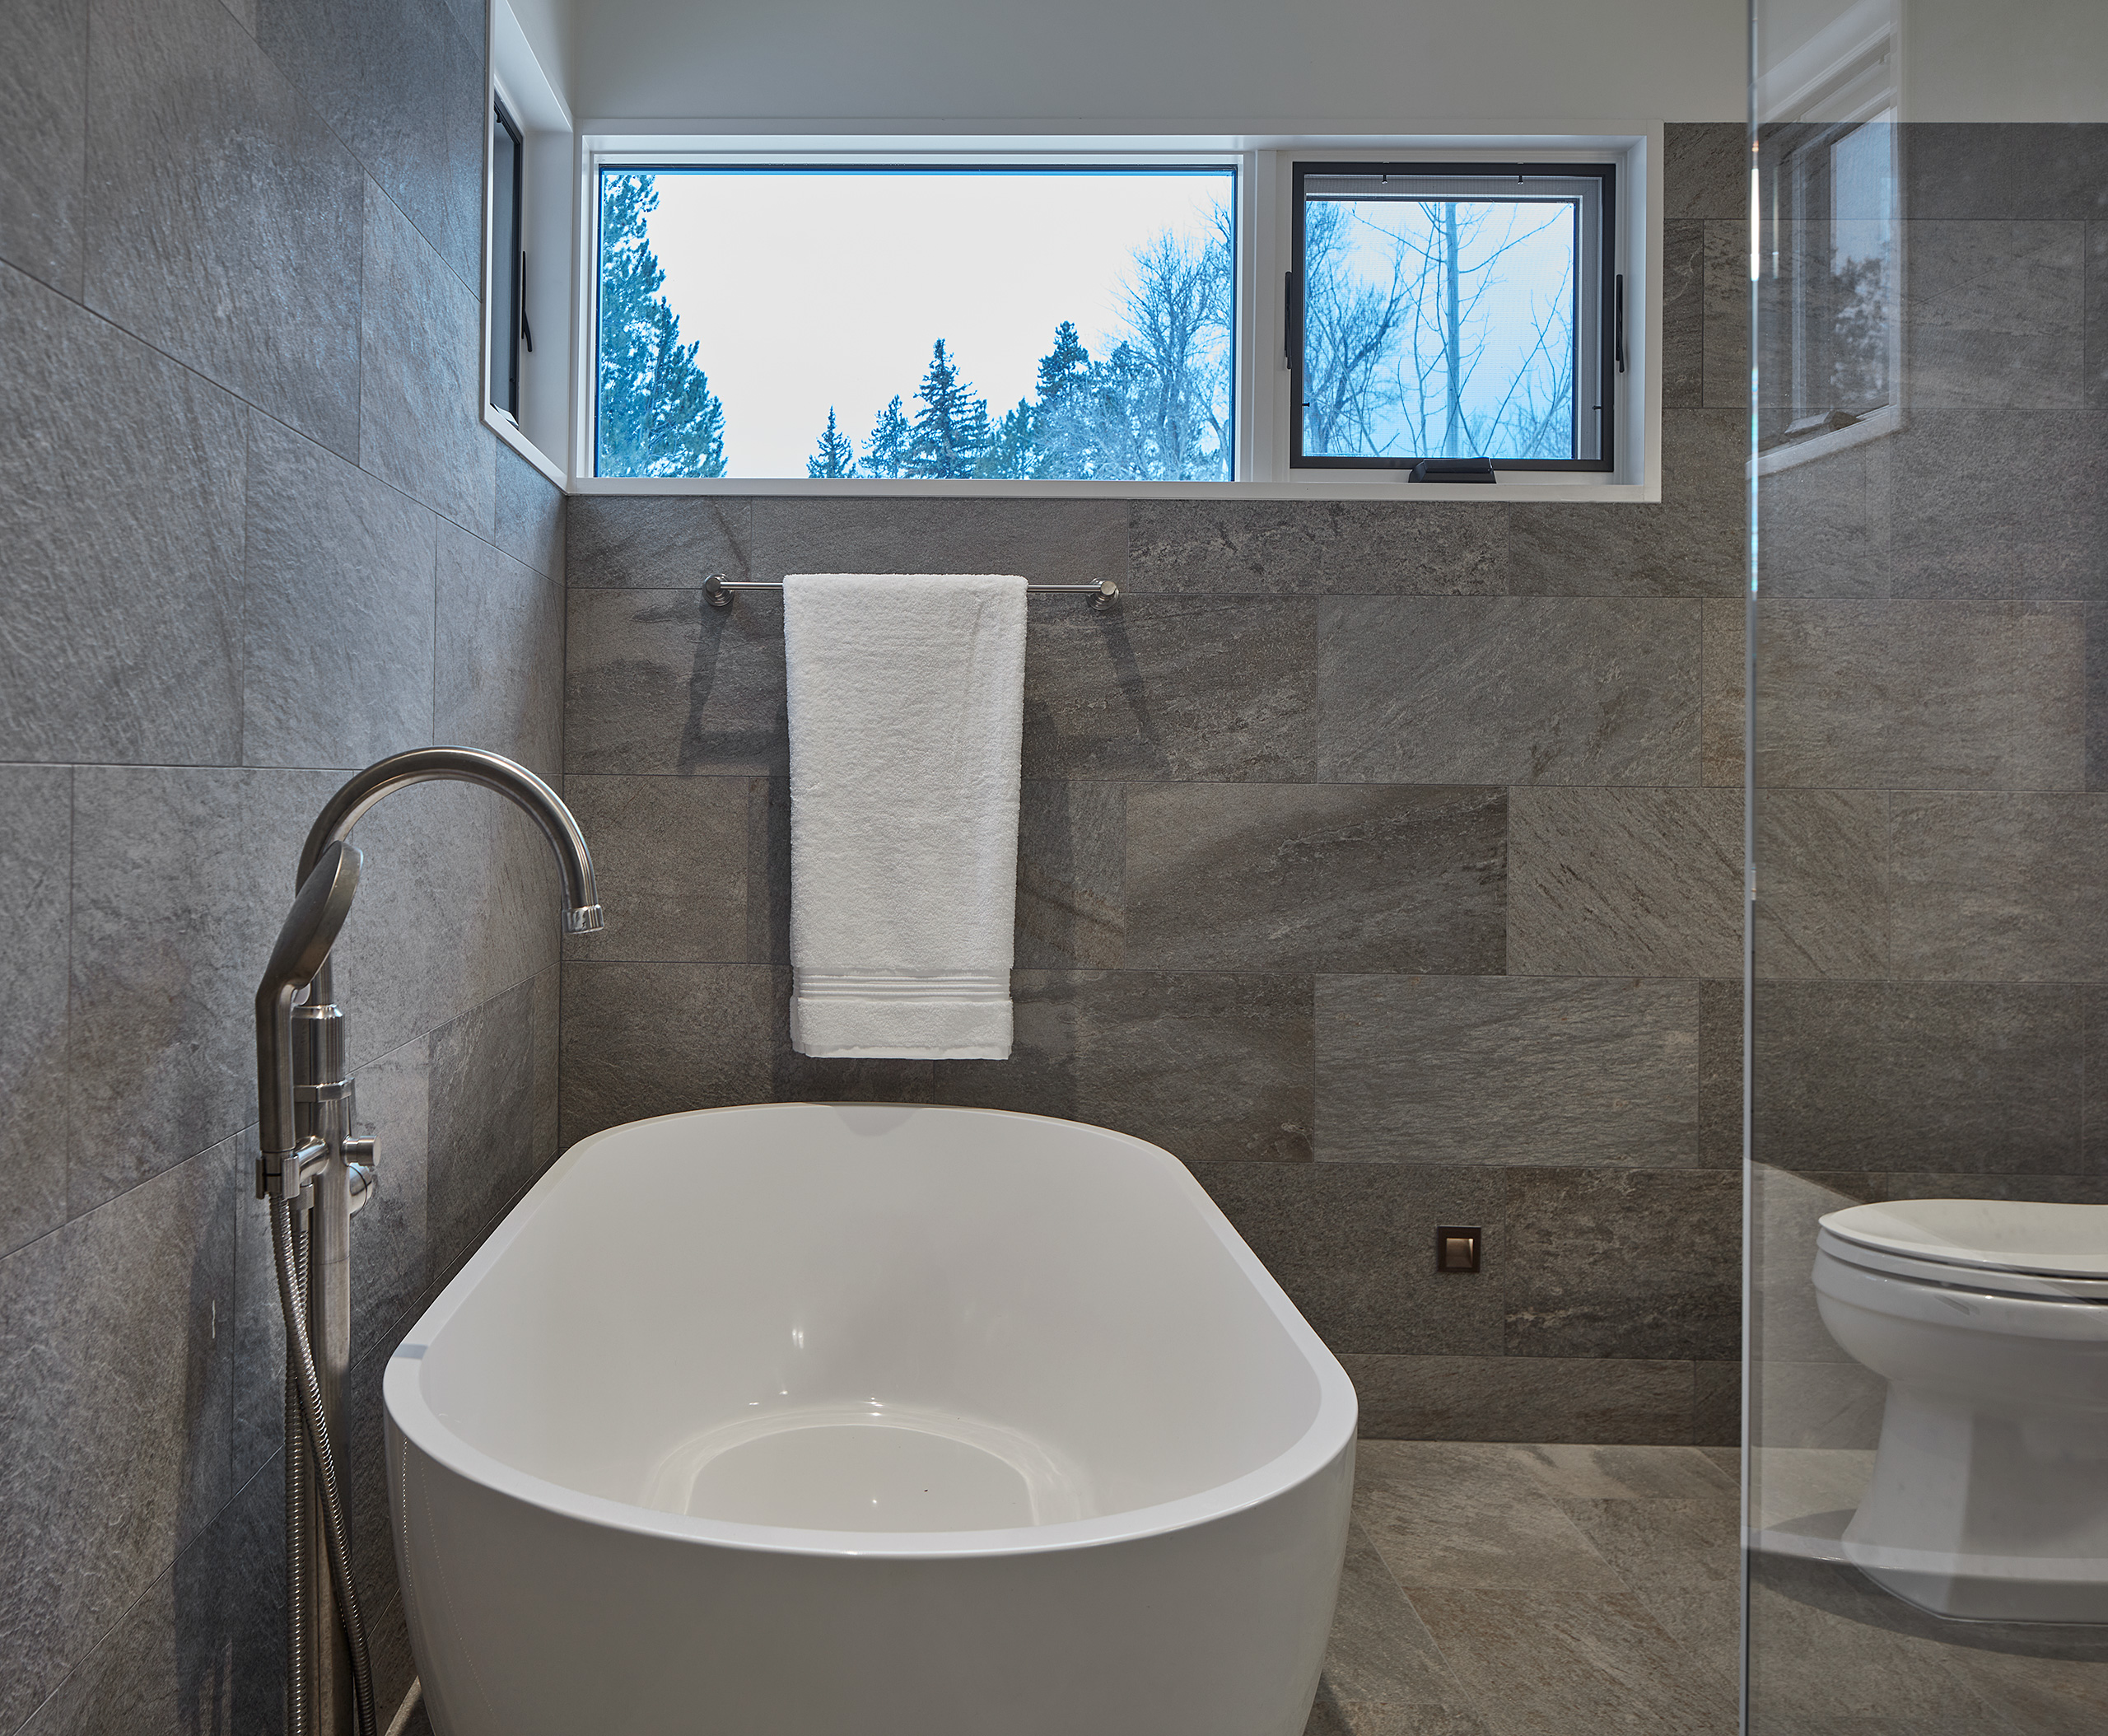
[782,572,1027,1059]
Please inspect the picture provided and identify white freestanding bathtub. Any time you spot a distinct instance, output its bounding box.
[383,1104,1356,1735]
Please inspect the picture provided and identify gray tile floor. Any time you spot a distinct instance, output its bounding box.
[1315,1440,2108,1736]
[1305,1441,1743,1736]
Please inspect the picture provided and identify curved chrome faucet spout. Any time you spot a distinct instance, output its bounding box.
[257,747,602,1736]
[297,746,603,934]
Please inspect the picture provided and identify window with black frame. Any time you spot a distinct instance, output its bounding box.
[1290,162,1619,472]
[489,96,530,420]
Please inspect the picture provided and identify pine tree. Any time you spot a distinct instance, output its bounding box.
[977,399,1036,480]
[806,407,856,478]
[1030,321,1094,478]
[863,396,911,478]
[595,175,726,478]
[1035,320,1091,405]
[906,339,991,480]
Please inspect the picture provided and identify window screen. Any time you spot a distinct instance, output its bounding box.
[1291,162,1618,471]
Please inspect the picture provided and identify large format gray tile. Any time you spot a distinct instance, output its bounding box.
[1557,1496,1739,1656]
[0,263,246,766]
[1126,499,1333,593]
[1755,600,2083,789]
[83,0,362,455]
[495,445,566,581]
[15,1453,283,1736]
[243,411,439,769]
[1661,220,1705,409]
[1503,1167,1741,1360]
[1752,981,2083,1173]
[566,495,751,588]
[256,0,484,291]
[0,1136,238,1733]
[560,775,767,964]
[1020,595,1317,781]
[435,523,563,782]
[2092,601,2108,791]
[1315,976,1701,1167]
[1308,1521,1492,1736]
[1752,788,1889,979]
[1352,1441,1627,1594]
[1318,597,1701,786]
[1896,123,2108,222]
[1692,1364,1740,1449]
[750,495,1126,589]
[1321,502,1509,595]
[1126,783,1506,973]
[1888,792,2108,981]
[1900,221,2087,408]
[559,962,779,1146]
[1747,1552,2059,1734]
[564,586,789,777]
[1700,597,1745,786]
[1014,779,1125,968]
[425,975,539,1281]
[930,969,1315,1163]
[1,766,71,1256]
[1888,411,2107,600]
[1411,1587,1737,1736]
[1698,978,1742,1168]
[1701,222,1747,411]
[1756,433,1893,600]
[2090,223,2108,412]
[1507,786,1741,978]
[1193,1162,1504,1356]
[66,768,264,1211]
[1664,124,1749,222]
[1341,1353,1702,1444]
[0,0,86,296]
[1127,499,1506,595]
[360,176,496,538]
[1509,410,1745,597]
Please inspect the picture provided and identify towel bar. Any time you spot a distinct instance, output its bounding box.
[703,573,1120,612]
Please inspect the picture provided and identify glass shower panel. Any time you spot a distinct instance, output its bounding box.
[1748,0,2108,1726]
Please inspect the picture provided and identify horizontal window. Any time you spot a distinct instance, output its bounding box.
[593,165,1237,482]
[1291,162,1618,472]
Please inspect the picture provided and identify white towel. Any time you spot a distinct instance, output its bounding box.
[782,572,1027,1059]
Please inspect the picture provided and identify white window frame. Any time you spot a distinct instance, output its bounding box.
[568,128,1660,502]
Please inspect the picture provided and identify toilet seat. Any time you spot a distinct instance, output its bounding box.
[1819,1200,2108,1303]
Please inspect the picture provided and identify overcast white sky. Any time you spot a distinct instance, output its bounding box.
[643,169,1233,477]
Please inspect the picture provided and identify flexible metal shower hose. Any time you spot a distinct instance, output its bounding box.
[273,1196,380,1736]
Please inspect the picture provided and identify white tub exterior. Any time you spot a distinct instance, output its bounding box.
[383,1104,1357,1735]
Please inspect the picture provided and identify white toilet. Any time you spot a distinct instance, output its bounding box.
[1813,1198,2108,1623]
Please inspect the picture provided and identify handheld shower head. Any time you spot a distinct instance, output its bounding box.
[255,841,362,1158]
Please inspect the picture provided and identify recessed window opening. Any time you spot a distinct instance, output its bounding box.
[1290,162,1617,472]
[592,164,1237,481]
[489,95,530,421]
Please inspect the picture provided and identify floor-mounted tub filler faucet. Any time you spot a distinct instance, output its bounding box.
[255,749,602,1736]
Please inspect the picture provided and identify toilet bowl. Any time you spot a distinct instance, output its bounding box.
[1813,1199,2108,1623]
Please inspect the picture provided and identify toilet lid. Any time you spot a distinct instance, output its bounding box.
[1819,1199,2108,1280]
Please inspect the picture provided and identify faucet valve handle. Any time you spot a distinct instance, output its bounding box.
[346,1146,378,1216]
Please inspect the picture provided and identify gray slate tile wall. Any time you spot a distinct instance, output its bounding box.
[0,0,566,1729]
[1750,124,2108,1454]
[559,124,1752,1459]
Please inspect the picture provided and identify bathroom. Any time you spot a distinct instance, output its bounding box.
[2,0,2104,1729]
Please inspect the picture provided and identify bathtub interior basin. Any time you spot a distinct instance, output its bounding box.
[394,1102,1352,1549]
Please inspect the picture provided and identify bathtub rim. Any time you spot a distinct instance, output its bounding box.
[383,1101,1359,1561]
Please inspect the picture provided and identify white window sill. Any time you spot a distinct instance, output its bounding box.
[566,474,1661,504]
